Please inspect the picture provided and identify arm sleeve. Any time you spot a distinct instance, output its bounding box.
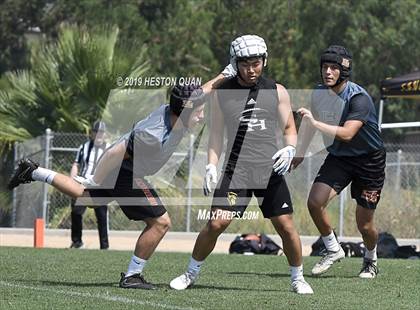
[346,94,371,123]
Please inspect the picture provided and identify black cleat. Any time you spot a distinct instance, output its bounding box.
[8,158,39,190]
[69,241,84,249]
[119,272,156,290]
[359,258,379,279]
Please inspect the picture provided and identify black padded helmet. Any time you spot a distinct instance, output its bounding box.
[320,45,352,86]
[169,83,206,124]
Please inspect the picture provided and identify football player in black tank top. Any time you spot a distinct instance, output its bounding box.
[171,35,313,294]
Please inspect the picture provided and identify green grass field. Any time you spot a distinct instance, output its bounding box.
[1,247,419,310]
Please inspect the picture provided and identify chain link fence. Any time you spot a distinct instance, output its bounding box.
[10,130,420,238]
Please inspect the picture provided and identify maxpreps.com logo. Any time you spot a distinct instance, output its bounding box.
[238,99,267,132]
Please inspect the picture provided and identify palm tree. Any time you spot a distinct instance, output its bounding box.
[0,24,152,227]
[0,24,150,148]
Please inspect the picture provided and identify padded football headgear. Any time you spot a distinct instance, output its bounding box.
[169,84,205,125]
[320,45,352,86]
[229,35,268,70]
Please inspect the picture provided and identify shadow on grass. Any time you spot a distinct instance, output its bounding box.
[17,279,116,288]
[226,271,290,278]
[139,281,282,292]
[227,271,359,279]
[307,274,361,279]
[11,280,282,292]
[189,284,281,292]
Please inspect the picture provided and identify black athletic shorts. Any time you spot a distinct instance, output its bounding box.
[85,168,166,221]
[212,164,293,218]
[314,148,386,209]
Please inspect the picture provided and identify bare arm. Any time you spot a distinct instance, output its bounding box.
[271,84,298,175]
[70,163,79,178]
[295,118,316,157]
[314,120,363,142]
[201,74,226,94]
[92,141,129,184]
[277,84,297,147]
[298,108,363,142]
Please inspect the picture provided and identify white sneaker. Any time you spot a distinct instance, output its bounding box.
[291,279,314,294]
[359,259,378,279]
[169,272,196,290]
[311,247,345,275]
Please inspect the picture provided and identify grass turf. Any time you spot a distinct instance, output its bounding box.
[0,247,419,309]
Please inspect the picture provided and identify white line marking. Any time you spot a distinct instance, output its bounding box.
[0,281,198,310]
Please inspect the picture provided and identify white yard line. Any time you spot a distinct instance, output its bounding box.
[0,281,199,310]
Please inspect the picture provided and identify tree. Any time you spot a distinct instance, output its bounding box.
[0,0,47,74]
[0,24,149,147]
[143,0,219,80]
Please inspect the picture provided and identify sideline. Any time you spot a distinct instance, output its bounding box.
[1,228,419,255]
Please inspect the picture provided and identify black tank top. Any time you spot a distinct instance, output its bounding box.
[216,76,280,167]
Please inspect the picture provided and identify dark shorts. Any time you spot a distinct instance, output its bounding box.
[85,169,166,221]
[212,165,293,218]
[314,148,386,209]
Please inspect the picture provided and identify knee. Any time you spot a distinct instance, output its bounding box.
[307,195,325,212]
[154,215,172,234]
[357,222,374,236]
[207,219,229,235]
[273,216,296,237]
[280,222,296,237]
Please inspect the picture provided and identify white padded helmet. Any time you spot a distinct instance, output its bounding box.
[229,35,268,70]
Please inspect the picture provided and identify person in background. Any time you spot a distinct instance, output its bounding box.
[70,120,109,249]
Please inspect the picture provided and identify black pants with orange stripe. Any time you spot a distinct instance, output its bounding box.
[87,168,166,221]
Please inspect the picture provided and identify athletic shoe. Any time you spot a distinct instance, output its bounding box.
[311,247,345,275]
[69,241,84,249]
[119,273,156,290]
[291,279,314,294]
[169,272,196,290]
[359,258,378,279]
[8,158,39,190]
[292,279,314,295]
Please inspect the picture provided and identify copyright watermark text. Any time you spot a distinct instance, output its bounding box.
[116,76,202,88]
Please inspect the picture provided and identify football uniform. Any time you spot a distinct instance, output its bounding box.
[311,82,386,209]
[211,76,293,218]
[87,105,186,220]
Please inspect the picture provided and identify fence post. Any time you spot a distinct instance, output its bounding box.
[395,149,402,193]
[378,99,384,131]
[11,141,19,227]
[42,128,52,227]
[186,134,195,232]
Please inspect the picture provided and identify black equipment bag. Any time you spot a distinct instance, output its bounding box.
[229,234,282,255]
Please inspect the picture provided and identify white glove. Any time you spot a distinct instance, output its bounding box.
[203,164,218,196]
[272,146,296,175]
[73,175,99,187]
[221,64,237,78]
